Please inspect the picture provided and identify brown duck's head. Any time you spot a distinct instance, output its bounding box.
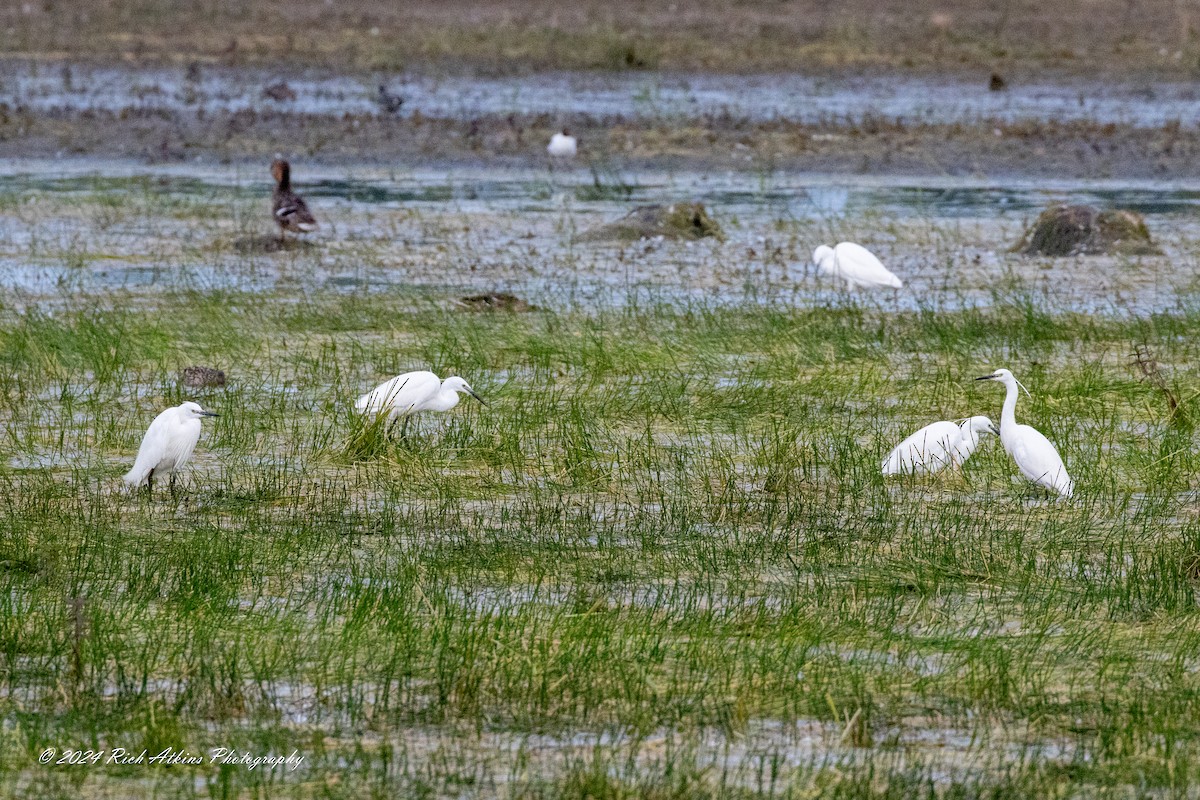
[270,158,290,188]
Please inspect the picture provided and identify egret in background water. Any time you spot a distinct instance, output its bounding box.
[976,368,1074,497]
[124,401,219,494]
[882,415,998,476]
[547,129,577,158]
[812,242,903,290]
[356,370,486,436]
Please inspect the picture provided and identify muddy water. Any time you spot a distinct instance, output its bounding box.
[4,61,1200,126]
[0,161,1197,315]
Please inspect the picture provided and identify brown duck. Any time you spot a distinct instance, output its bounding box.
[270,158,317,240]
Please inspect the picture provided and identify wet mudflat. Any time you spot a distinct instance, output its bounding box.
[2,59,1199,179]
[7,61,1199,125]
[4,0,1197,79]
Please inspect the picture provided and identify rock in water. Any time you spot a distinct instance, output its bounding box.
[457,293,536,312]
[580,203,724,243]
[377,85,404,114]
[1016,204,1159,256]
[262,82,296,102]
[181,366,227,388]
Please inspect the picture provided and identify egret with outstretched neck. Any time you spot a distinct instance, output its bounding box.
[356,370,485,436]
[882,415,998,476]
[976,368,1073,497]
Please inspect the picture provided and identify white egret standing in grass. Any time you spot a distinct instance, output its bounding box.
[882,415,999,476]
[356,370,486,436]
[547,129,577,157]
[976,368,1074,497]
[123,401,219,494]
[812,242,903,290]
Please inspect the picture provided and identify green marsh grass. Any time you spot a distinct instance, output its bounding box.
[1,172,1200,797]
[2,287,1200,798]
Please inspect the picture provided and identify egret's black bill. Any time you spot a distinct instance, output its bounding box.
[975,375,997,381]
[467,389,487,406]
[201,411,221,417]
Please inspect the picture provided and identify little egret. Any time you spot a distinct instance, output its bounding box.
[123,402,219,493]
[271,158,317,241]
[356,371,485,435]
[882,415,998,476]
[547,129,577,157]
[812,242,903,290]
[976,369,1074,497]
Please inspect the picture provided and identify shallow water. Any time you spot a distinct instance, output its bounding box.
[4,61,1200,126]
[0,161,1196,316]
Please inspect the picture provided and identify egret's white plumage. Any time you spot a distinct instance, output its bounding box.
[882,415,998,476]
[356,370,485,427]
[123,401,219,490]
[812,242,903,290]
[977,368,1074,497]
[547,129,577,157]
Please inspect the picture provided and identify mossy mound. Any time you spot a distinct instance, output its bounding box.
[580,203,724,243]
[1016,204,1159,256]
[180,366,226,389]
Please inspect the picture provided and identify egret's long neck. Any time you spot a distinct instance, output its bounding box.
[1001,378,1019,431]
[958,425,979,451]
[431,384,462,412]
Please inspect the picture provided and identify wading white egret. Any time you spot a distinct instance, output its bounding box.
[356,371,485,435]
[547,129,577,157]
[812,242,903,290]
[123,401,219,493]
[976,368,1074,497]
[882,415,998,476]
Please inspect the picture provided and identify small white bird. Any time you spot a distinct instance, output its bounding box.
[356,370,485,435]
[976,368,1074,497]
[882,415,998,476]
[812,242,903,290]
[547,129,577,157]
[123,401,219,493]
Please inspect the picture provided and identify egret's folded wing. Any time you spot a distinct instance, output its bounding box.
[1010,425,1071,490]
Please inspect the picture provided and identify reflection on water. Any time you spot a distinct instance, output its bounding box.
[5,169,1200,216]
